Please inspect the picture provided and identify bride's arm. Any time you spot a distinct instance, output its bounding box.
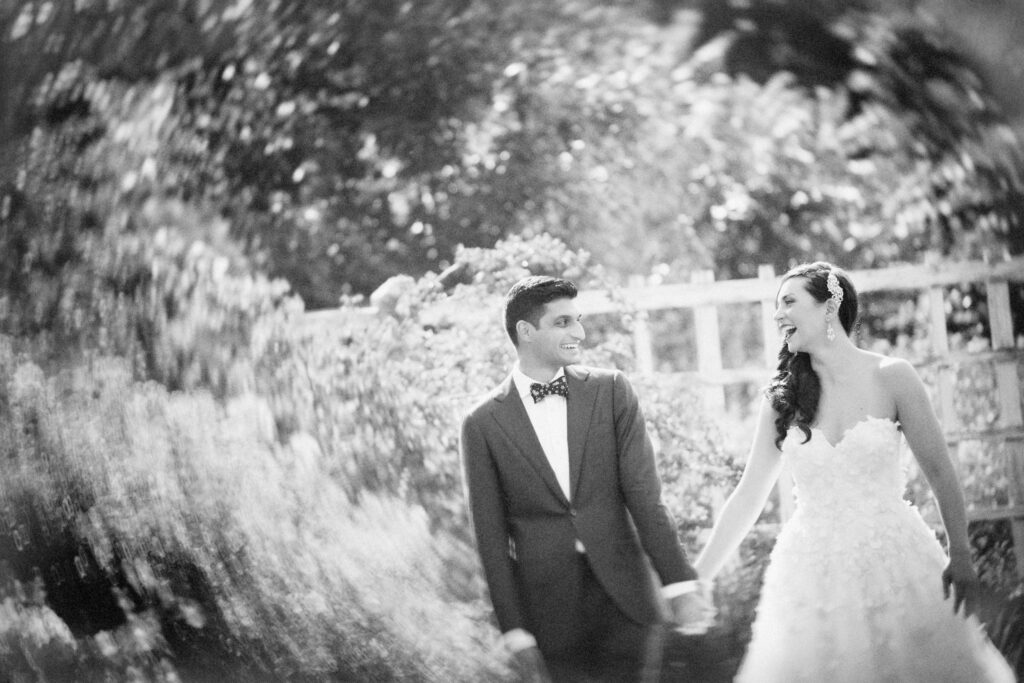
[885,358,976,612]
[694,398,783,580]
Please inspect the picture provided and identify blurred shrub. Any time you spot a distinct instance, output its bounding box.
[969,521,1019,596]
[986,585,1024,679]
[709,525,779,655]
[0,344,509,681]
[632,374,740,547]
[0,75,298,397]
[0,577,79,681]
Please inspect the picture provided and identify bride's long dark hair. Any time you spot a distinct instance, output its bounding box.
[766,262,859,448]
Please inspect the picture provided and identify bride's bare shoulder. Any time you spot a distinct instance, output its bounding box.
[851,351,920,416]
[849,351,920,397]
[865,352,923,400]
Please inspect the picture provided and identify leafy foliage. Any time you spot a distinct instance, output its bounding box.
[634,374,740,544]
[5,0,1021,313]
[985,585,1024,679]
[707,525,779,655]
[476,4,1024,283]
[0,67,297,394]
[0,348,509,682]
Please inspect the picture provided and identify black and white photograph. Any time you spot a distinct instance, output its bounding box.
[1,1,1023,681]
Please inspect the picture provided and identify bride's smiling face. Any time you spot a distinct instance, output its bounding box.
[774,277,827,353]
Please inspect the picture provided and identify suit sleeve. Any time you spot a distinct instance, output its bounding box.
[611,371,698,584]
[460,414,526,633]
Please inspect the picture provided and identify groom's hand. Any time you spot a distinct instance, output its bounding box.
[510,645,552,683]
[669,584,715,635]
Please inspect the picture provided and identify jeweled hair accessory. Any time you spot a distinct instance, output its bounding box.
[826,270,844,309]
[825,270,843,342]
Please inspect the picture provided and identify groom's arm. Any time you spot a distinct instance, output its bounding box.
[460,413,527,634]
[610,370,698,584]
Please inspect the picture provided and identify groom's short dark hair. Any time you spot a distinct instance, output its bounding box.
[504,276,578,346]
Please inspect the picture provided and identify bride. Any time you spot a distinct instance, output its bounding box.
[694,262,1015,682]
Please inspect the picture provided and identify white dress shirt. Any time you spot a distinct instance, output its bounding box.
[512,366,572,501]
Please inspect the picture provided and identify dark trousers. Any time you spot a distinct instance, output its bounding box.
[541,554,664,683]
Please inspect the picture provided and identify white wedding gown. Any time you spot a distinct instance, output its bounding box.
[736,416,1015,683]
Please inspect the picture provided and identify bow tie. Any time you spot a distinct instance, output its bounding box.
[530,375,568,403]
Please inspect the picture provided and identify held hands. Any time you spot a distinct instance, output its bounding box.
[942,554,980,618]
[510,645,553,683]
[669,582,716,635]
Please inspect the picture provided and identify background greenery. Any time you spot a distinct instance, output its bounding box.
[1,0,1023,680]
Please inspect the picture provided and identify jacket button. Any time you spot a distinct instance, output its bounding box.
[569,508,577,517]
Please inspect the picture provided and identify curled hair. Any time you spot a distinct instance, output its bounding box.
[504,276,578,346]
[765,262,858,448]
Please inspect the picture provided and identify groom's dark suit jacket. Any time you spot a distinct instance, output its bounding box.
[460,364,696,651]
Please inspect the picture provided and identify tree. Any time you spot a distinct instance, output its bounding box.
[0,2,295,389]
[468,0,1024,283]
[169,0,549,305]
[2,0,1021,312]
[1,0,566,307]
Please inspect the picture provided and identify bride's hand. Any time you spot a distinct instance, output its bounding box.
[942,554,980,617]
[669,582,716,634]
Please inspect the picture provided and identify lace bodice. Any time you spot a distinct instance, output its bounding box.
[782,416,905,516]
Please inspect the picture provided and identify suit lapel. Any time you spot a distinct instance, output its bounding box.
[565,366,596,502]
[490,375,569,505]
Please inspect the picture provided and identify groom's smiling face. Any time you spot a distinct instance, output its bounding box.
[520,297,585,373]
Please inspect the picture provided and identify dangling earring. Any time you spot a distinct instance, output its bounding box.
[826,317,836,342]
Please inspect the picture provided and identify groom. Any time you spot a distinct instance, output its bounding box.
[460,276,710,682]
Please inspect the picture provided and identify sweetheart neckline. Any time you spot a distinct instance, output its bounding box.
[809,415,898,450]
